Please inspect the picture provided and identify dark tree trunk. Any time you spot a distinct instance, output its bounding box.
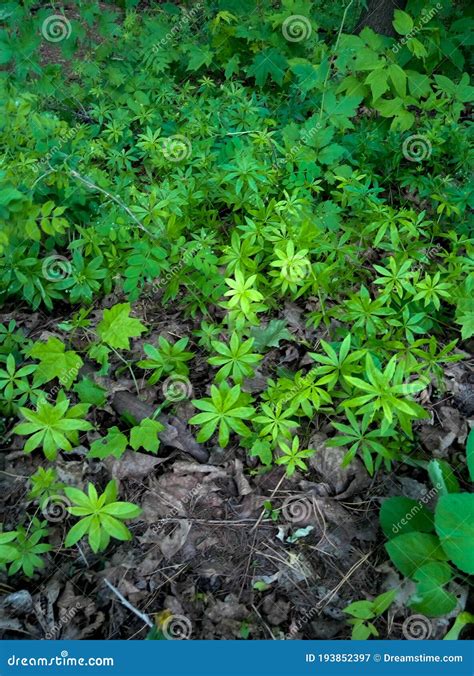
[354,0,408,37]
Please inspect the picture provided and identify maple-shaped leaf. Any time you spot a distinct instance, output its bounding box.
[88,427,128,459]
[247,49,288,86]
[186,45,214,71]
[456,308,474,340]
[30,337,83,389]
[97,303,146,350]
[130,418,164,454]
[250,320,292,351]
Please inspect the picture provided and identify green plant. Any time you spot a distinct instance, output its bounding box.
[7,519,51,578]
[13,391,92,460]
[138,336,194,384]
[253,402,299,443]
[344,590,396,640]
[328,411,395,475]
[0,530,19,567]
[28,467,65,508]
[65,480,142,553]
[190,382,255,447]
[309,334,364,390]
[379,435,474,617]
[275,436,314,476]
[343,354,429,435]
[208,333,262,383]
[0,354,36,407]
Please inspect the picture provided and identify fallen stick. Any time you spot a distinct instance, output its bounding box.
[79,363,209,463]
[111,390,209,463]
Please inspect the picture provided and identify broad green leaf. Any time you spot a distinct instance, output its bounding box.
[435,494,474,574]
[130,418,163,453]
[97,303,146,349]
[427,459,460,496]
[385,532,448,578]
[380,497,434,538]
[30,337,83,389]
[410,562,457,617]
[393,10,414,35]
[466,428,474,482]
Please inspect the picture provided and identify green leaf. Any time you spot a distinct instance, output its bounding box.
[365,69,389,101]
[443,612,474,640]
[64,516,93,547]
[410,562,457,617]
[97,303,146,349]
[344,600,374,620]
[247,49,288,86]
[88,427,128,459]
[467,428,474,483]
[30,337,83,389]
[73,377,107,406]
[249,438,272,465]
[101,502,142,518]
[427,460,460,496]
[186,45,214,71]
[435,494,474,574]
[387,64,407,98]
[380,497,434,538]
[250,320,292,351]
[393,10,414,35]
[371,589,396,616]
[385,533,448,578]
[130,418,163,453]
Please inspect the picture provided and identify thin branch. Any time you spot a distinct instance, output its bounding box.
[103,579,154,628]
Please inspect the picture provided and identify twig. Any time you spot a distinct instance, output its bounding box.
[65,167,156,239]
[103,578,154,628]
